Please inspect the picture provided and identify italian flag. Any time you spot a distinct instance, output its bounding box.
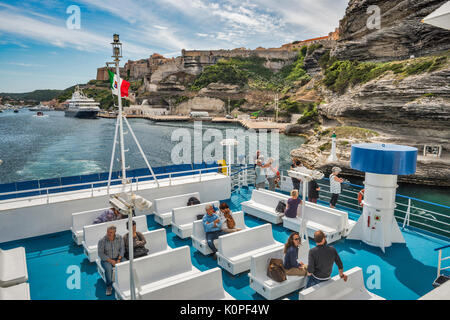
[108,70,130,97]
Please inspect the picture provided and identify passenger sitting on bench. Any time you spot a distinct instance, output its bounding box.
[284,190,302,218]
[93,207,123,224]
[202,204,226,259]
[123,220,148,260]
[283,232,308,276]
[98,226,124,296]
[306,230,347,288]
[218,203,242,233]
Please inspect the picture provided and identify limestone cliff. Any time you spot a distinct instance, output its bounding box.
[333,0,450,61]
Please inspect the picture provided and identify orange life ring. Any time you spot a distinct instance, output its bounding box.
[358,189,365,206]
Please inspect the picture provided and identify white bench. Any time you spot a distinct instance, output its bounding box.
[71,207,110,245]
[153,192,200,226]
[191,211,247,255]
[282,202,347,244]
[249,247,307,300]
[96,228,171,283]
[113,246,200,300]
[299,267,385,300]
[0,283,30,300]
[217,223,283,275]
[171,201,220,239]
[82,215,147,262]
[0,247,28,288]
[241,189,288,224]
[139,267,234,300]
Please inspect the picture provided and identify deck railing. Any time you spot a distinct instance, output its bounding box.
[0,163,225,204]
[230,165,449,239]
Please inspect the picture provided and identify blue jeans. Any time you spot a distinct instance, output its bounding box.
[101,260,114,288]
[205,230,226,253]
[306,276,329,288]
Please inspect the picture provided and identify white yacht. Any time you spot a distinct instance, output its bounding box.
[29,103,53,111]
[64,86,100,119]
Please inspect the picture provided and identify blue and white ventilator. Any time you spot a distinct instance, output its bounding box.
[347,143,418,252]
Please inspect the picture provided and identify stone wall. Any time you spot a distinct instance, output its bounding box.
[174,96,225,115]
[182,48,298,75]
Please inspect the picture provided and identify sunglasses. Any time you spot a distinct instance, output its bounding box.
[293,238,300,241]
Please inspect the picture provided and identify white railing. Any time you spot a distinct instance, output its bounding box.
[435,244,450,280]
[0,166,225,205]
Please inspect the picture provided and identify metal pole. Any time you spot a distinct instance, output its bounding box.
[107,115,120,194]
[123,116,160,187]
[301,179,307,217]
[113,40,135,300]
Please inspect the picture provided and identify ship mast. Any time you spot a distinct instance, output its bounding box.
[105,34,159,301]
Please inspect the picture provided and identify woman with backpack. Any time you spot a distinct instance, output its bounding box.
[283,232,307,276]
[218,202,242,233]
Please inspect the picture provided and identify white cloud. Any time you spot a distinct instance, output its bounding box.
[0,10,151,56]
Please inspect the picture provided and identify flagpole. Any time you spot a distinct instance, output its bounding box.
[111,34,136,301]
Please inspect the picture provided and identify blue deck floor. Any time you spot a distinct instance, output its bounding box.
[1,186,448,300]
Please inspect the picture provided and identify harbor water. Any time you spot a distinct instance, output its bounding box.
[0,109,448,208]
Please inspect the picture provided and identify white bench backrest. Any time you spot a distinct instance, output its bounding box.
[304,204,345,231]
[83,215,147,248]
[72,207,110,233]
[154,192,200,214]
[251,190,287,209]
[299,267,365,300]
[192,211,245,240]
[143,228,168,254]
[172,201,219,226]
[115,246,194,294]
[250,247,284,279]
[306,202,348,227]
[218,224,276,258]
[140,268,224,300]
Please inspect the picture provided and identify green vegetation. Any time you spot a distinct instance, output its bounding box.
[0,89,64,102]
[190,51,311,93]
[296,102,319,124]
[322,54,448,94]
[320,126,379,139]
[319,142,331,151]
[173,95,190,105]
[130,80,143,92]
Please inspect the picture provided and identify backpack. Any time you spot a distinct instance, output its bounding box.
[187,197,201,206]
[275,201,286,213]
[267,258,287,282]
[223,211,236,229]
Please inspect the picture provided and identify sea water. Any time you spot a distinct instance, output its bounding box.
[0,109,448,208]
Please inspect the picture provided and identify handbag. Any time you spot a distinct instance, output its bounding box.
[224,211,236,229]
[275,201,286,213]
[267,258,287,282]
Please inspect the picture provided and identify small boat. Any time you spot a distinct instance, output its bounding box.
[13,109,19,113]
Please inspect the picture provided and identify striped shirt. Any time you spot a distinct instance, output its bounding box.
[98,234,124,261]
[329,174,341,194]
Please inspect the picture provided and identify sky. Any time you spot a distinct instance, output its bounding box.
[0,0,349,93]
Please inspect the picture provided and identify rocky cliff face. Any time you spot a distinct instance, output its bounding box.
[318,63,450,150]
[333,0,450,61]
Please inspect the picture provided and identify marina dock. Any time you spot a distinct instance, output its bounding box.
[98,112,288,132]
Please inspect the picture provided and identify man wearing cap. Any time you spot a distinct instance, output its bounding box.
[329,167,343,208]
